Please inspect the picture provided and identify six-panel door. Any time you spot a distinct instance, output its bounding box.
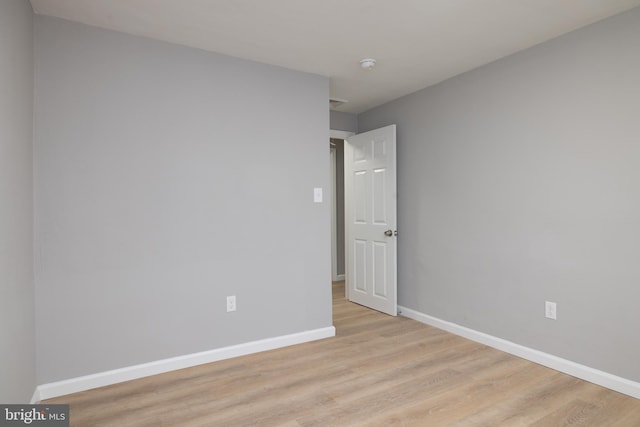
[345,125,397,316]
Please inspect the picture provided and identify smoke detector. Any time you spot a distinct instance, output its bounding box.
[360,58,376,70]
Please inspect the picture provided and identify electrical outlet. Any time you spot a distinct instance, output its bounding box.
[545,301,557,320]
[227,295,236,312]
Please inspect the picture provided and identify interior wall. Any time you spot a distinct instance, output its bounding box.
[0,0,35,403]
[34,15,331,384]
[359,6,640,382]
[330,111,357,133]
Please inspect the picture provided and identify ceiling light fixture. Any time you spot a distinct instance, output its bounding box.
[360,58,376,70]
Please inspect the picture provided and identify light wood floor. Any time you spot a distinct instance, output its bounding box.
[45,281,640,426]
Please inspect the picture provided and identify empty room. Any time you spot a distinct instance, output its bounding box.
[2,0,640,425]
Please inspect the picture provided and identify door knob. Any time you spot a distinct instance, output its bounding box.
[384,230,393,237]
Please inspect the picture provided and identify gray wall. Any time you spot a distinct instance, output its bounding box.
[330,111,357,133]
[0,0,35,403]
[34,16,331,384]
[359,7,640,382]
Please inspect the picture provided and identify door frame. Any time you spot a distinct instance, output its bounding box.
[329,130,354,289]
[330,146,339,281]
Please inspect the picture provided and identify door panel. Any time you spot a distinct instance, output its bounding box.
[354,240,367,292]
[373,242,387,297]
[345,125,397,316]
[372,169,387,223]
[354,171,368,223]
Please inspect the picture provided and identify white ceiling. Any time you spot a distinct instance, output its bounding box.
[30,0,640,114]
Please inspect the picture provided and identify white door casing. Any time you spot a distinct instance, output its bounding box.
[345,125,397,316]
[329,129,354,290]
[330,146,340,281]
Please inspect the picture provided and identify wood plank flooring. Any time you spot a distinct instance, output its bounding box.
[45,281,640,426]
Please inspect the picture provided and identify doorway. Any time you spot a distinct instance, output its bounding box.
[329,130,353,296]
[330,138,345,282]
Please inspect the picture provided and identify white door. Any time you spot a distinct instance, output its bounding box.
[345,125,397,316]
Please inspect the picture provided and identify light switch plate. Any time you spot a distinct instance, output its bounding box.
[545,301,556,320]
[314,187,323,203]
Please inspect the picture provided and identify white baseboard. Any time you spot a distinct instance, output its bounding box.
[332,274,345,281]
[30,388,41,404]
[36,326,335,401]
[398,305,640,400]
